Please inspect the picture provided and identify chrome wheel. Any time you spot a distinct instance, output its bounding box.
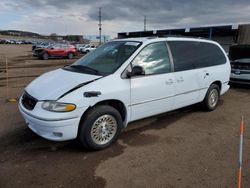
[90,114,117,145]
[208,89,218,108]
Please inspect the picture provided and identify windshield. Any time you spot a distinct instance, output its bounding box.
[65,41,141,75]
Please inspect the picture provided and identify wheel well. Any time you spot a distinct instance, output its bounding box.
[80,100,127,124]
[94,100,127,122]
[211,81,221,91]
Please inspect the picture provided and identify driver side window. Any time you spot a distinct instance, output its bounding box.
[132,42,171,75]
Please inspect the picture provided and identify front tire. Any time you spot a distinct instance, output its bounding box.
[203,84,220,111]
[78,105,123,150]
[42,52,49,60]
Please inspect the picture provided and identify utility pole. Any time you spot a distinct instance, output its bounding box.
[144,15,146,31]
[98,7,102,45]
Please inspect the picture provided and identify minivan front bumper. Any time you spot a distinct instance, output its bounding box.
[19,99,86,141]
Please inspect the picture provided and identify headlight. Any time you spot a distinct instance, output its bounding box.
[42,101,76,112]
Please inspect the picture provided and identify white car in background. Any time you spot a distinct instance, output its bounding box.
[81,45,96,53]
[19,37,230,150]
[76,44,87,51]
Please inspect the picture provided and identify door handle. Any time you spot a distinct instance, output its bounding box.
[176,77,184,83]
[165,79,174,85]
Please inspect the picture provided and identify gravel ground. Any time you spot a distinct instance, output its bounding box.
[0,44,250,188]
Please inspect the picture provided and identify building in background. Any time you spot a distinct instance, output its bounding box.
[237,24,250,45]
[118,23,250,52]
[83,35,111,45]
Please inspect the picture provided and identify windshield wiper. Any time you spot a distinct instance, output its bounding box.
[69,65,101,75]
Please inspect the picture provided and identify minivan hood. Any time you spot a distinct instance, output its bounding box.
[25,68,101,100]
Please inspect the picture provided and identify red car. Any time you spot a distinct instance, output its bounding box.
[33,44,77,60]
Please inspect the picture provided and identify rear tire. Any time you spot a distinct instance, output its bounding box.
[203,84,220,111]
[68,53,73,59]
[78,105,123,150]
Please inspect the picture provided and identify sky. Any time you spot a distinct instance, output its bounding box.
[0,0,250,37]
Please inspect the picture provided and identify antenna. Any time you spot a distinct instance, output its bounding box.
[144,16,147,31]
[98,7,102,45]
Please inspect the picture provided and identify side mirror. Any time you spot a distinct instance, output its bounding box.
[127,66,145,78]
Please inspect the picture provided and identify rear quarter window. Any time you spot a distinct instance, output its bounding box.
[168,41,227,72]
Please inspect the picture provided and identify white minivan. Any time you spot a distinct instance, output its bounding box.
[19,37,230,150]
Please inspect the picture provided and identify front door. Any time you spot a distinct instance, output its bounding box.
[130,42,175,121]
[51,45,64,56]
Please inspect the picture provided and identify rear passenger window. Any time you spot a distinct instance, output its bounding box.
[168,41,226,72]
[132,42,171,75]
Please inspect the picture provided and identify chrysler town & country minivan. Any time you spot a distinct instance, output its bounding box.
[19,37,230,150]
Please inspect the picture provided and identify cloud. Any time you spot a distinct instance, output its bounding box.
[0,0,250,37]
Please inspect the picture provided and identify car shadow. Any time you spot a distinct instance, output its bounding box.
[120,103,205,147]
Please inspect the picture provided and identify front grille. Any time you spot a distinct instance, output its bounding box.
[33,50,42,56]
[21,92,38,110]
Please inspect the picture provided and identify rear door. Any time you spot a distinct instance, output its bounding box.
[130,42,175,121]
[168,40,228,109]
[168,41,206,109]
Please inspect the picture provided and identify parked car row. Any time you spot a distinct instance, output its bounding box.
[0,38,34,44]
[32,41,52,51]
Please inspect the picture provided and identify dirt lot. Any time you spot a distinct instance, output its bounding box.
[0,44,250,188]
